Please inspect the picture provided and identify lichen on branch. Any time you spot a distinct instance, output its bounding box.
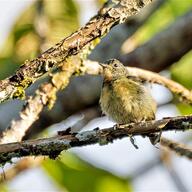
[0,0,153,103]
[0,115,191,165]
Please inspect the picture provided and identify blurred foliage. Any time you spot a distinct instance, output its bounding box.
[0,185,7,192]
[43,153,132,192]
[130,0,192,44]
[0,0,79,79]
[176,103,192,115]
[0,0,192,190]
[171,51,192,89]
[97,0,106,6]
[124,0,192,114]
[171,52,192,114]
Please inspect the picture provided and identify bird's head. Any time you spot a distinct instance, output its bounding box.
[100,59,127,81]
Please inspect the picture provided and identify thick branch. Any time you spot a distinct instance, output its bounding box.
[0,0,152,103]
[90,0,165,62]
[0,115,191,165]
[52,10,192,127]
[1,2,188,140]
[120,11,192,72]
[0,58,77,144]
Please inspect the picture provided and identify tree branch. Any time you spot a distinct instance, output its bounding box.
[160,137,192,160]
[43,10,192,132]
[120,11,192,72]
[90,0,165,62]
[1,58,191,144]
[0,157,43,183]
[83,60,192,104]
[0,0,153,103]
[0,115,191,165]
[0,57,78,144]
[4,5,190,139]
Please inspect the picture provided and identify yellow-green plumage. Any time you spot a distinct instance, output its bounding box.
[100,59,156,125]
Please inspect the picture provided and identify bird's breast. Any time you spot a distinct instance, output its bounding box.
[100,78,156,124]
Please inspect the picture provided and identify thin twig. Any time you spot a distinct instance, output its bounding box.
[127,67,192,104]
[0,115,191,165]
[160,137,192,160]
[0,157,43,183]
[160,143,188,192]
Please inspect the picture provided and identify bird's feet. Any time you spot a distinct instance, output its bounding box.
[148,131,162,145]
[130,136,139,149]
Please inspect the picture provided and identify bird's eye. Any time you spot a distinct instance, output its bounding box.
[114,63,118,68]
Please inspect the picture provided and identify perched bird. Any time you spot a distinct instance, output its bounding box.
[99,59,158,144]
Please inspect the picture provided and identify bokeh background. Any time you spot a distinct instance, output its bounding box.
[0,0,192,191]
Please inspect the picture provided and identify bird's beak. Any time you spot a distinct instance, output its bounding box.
[100,63,108,68]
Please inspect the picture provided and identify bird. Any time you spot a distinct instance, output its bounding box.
[99,59,158,145]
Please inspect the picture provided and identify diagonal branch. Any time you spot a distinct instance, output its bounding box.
[160,137,192,160]
[0,0,153,103]
[0,115,191,165]
[27,8,192,134]
[0,56,79,144]
[0,157,43,183]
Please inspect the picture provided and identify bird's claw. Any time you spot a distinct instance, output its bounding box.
[130,136,139,149]
[149,131,162,145]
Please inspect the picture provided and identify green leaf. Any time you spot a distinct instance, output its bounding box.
[0,184,8,192]
[0,57,19,79]
[167,0,192,16]
[14,24,34,43]
[171,51,192,89]
[132,0,192,44]
[43,153,132,192]
[0,0,79,75]
[176,103,192,115]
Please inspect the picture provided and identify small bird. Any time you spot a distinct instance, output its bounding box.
[99,59,158,144]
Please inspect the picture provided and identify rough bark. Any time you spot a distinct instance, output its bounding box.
[0,115,192,165]
[0,0,153,103]
[2,59,192,144]
[32,9,192,134]
[160,137,192,160]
